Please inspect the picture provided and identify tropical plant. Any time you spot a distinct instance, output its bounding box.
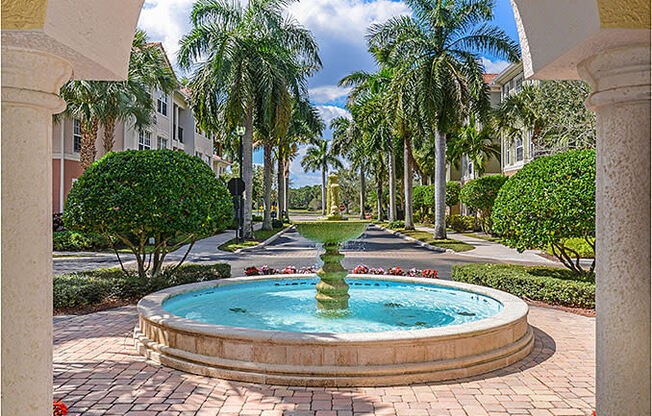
[331,116,367,218]
[178,0,320,237]
[446,181,461,210]
[492,149,595,276]
[63,150,232,278]
[459,175,507,231]
[301,139,343,215]
[448,116,501,177]
[368,0,520,239]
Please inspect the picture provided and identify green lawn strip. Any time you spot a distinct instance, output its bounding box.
[452,263,595,309]
[428,239,475,252]
[218,226,288,252]
[545,237,595,259]
[397,228,434,242]
[462,232,502,243]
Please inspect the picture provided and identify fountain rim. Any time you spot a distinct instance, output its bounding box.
[137,274,528,344]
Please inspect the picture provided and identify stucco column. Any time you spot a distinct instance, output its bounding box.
[578,44,651,414]
[1,47,72,414]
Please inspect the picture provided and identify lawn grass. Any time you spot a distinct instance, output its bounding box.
[398,228,434,242]
[429,239,475,252]
[218,225,289,252]
[462,232,502,243]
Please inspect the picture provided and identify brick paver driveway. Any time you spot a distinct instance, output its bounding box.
[54,304,595,416]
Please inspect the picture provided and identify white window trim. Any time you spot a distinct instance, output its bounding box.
[72,119,82,154]
[138,131,152,150]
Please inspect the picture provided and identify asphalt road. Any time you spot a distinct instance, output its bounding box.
[54,225,484,279]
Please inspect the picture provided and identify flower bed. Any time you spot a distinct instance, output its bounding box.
[244,265,316,276]
[244,265,439,279]
[53,400,67,416]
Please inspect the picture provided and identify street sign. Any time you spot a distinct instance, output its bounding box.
[340,205,345,211]
[228,178,245,196]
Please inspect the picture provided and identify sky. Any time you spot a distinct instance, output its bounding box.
[138,0,521,187]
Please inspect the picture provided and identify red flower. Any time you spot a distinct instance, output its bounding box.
[352,265,369,274]
[388,266,404,276]
[53,400,68,416]
[421,269,439,279]
[244,266,260,276]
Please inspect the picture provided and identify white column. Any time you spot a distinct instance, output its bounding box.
[578,44,651,414]
[1,47,72,415]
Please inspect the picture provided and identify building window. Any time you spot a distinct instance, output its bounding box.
[157,137,167,149]
[528,135,534,160]
[157,89,168,116]
[73,119,82,153]
[138,131,151,150]
[515,76,523,93]
[515,137,524,162]
[505,139,511,166]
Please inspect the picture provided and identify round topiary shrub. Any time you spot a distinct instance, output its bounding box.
[64,149,233,277]
[459,175,507,230]
[492,149,595,276]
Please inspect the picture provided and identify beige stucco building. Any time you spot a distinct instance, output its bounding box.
[52,45,231,213]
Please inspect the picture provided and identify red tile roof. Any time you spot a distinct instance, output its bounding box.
[482,73,498,84]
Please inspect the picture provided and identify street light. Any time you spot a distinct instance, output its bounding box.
[236,127,245,242]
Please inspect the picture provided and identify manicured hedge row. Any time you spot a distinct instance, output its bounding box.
[53,231,119,252]
[452,263,595,309]
[54,263,231,311]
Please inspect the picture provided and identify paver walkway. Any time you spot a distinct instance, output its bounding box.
[416,226,557,265]
[54,305,595,416]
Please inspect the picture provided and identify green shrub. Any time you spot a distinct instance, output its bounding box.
[252,215,263,222]
[53,231,119,251]
[53,263,231,311]
[388,220,404,230]
[452,263,595,309]
[446,181,461,208]
[271,219,284,229]
[447,215,477,232]
[492,149,595,277]
[64,150,233,277]
[459,175,507,231]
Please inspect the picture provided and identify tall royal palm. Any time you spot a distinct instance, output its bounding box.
[369,0,519,238]
[179,0,319,237]
[331,116,366,218]
[447,116,500,177]
[301,139,343,215]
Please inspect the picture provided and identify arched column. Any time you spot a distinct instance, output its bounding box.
[1,47,72,415]
[578,44,651,414]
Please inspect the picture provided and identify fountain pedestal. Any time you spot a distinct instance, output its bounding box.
[295,174,369,310]
[315,243,350,310]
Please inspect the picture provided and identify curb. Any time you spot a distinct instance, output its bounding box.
[234,225,295,254]
[372,224,449,253]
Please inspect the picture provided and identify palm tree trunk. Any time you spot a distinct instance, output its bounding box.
[404,134,414,230]
[277,154,285,220]
[284,161,290,217]
[80,116,98,170]
[388,145,397,222]
[376,174,383,222]
[242,104,254,239]
[321,166,327,215]
[103,115,116,154]
[359,164,366,219]
[262,142,273,231]
[433,132,447,239]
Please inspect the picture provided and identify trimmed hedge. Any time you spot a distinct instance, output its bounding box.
[452,263,595,309]
[446,215,478,232]
[53,231,119,252]
[54,263,231,311]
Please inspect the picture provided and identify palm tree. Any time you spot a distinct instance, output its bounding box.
[277,100,325,219]
[59,82,104,169]
[447,116,501,177]
[339,67,397,222]
[179,0,320,237]
[368,0,520,238]
[331,116,366,218]
[301,139,343,215]
[102,30,177,153]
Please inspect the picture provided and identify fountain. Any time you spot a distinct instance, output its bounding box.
[134,175,533,386]
[294,174,369,310]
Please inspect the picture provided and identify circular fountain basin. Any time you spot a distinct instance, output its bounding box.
[294,220,369,244]
[135,274,533,387]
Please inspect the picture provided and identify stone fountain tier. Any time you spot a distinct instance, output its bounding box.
[294,174,369,310]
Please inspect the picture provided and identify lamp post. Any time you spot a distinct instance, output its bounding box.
[236,126,246,242]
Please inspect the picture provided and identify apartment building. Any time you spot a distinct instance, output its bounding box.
[490,61,536,176]
[52,46,231,213]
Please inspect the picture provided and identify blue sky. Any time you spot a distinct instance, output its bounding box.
[138,0,520,187]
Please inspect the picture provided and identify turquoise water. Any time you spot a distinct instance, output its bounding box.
[162,279,503,333]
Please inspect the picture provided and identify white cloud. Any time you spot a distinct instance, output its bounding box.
[317,105,350,125]
[309,85,351,104]
[289,146,322,187]
[481,57,510,74]
[137,0,195,70]
[288,0,410,47]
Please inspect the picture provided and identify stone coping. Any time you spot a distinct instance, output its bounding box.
[137,274,528,344]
